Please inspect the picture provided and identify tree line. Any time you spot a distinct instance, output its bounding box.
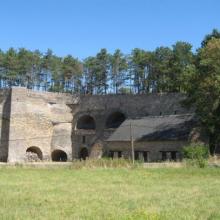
[1,30,218,95]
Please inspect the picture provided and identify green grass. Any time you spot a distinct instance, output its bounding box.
[0,166,219,220]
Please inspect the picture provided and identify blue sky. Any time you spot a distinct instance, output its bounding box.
[0,0,219,59]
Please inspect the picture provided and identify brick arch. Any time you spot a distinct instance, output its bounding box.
[79,147,89,160]
[26,146,43,160]
[105,111,126,129]
[76,115,96,130]
[51,149,67,162]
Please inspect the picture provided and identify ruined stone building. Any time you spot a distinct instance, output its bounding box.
[0,87,196,163]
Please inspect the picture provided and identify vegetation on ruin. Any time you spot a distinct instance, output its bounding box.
[182,144,209,168]
[0,166,219,219]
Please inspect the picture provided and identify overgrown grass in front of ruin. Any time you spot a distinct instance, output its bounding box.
[0,163,220,219]
[71,158,142,169]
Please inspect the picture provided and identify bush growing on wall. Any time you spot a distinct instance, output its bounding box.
[182,144,209,168]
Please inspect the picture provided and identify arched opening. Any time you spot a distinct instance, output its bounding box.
[76,115,96,130]
[79,148,89,160]
[106,112,126,129]
[51,150,67,162]
[26,146,43,161]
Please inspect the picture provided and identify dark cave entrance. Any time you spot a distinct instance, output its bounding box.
[52,150,68,162]
[79,148,89,160]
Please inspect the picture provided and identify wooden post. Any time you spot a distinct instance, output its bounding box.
[130,122,135,164]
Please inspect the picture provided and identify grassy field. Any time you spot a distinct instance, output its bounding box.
[0,166,219,220]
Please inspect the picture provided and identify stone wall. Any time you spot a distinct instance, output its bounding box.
[71,93,193,159]
[7,87,74,162]
[0,89,11,161]
[0,87,193,162]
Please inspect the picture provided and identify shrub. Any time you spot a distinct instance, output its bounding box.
[182,144,209,168]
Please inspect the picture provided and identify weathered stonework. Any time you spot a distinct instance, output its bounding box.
[0,87,195,162]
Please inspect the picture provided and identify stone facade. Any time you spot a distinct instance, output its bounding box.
[0,87,194,162]
[106,141,188,162]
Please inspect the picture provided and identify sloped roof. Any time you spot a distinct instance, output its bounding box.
[107,114,196,142]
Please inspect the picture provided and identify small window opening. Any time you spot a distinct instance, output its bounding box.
[135,151,149,162]
[109,151,114,159]
[161,151,167,161]
[109,151,122,159]
[160,151,177,161]
[171,151,177,161]
[118,151,122,158]
[82,136,86,144]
